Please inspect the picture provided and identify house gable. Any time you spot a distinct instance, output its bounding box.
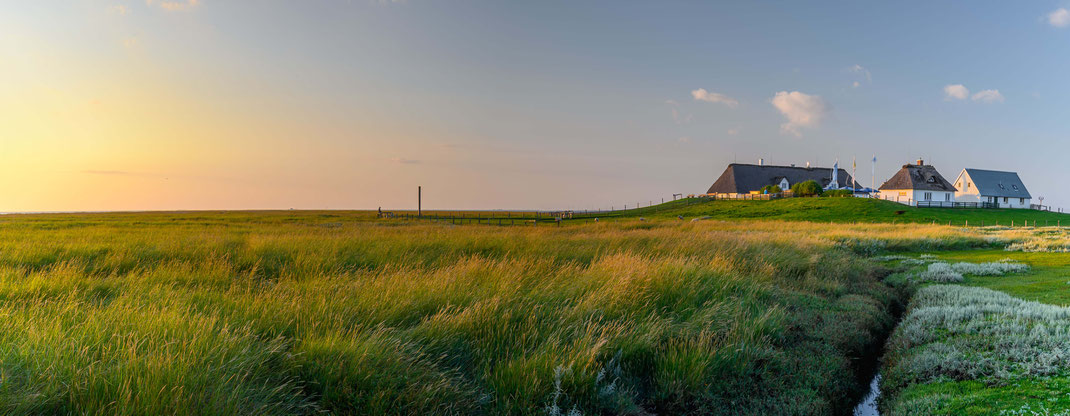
[878,163,955,192]
[707,164,855,194]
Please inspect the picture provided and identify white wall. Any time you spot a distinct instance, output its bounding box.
[982,195,1030,209]
[879,189,955,206]
[953,170,979,203]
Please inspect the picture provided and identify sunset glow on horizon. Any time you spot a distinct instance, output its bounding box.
[4,1,1070,212]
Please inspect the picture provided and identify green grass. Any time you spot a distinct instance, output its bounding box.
[878,239,1070,415]
[0,213,954,415]
[656,197,1070,226]
[927,249,1070,306]
[887,376,1070,416]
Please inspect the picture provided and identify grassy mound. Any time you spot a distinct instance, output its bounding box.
[653,197,1070,225]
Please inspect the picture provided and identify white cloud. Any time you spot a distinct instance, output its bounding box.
[691,88,739,108]
[726,127,740,136]
[852,81,860,88]
[943,84,969,100]
[146,0,200,11]
[771,91,827,137]
[122,37,139,48]
[111,5,129,15]
[848,64,872,81]
[971,89,1004,103]
[677,136,691,144]
[1049,8,1070,27]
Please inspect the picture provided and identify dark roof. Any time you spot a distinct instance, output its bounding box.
[706,163,856,194]
[963,168,1031,198]
[878,164,955,192]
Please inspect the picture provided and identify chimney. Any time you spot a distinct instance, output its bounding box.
[758,158,764,166]
[916,159,924,166]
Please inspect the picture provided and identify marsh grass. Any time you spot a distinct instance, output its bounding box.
[0,213,984,415]
[882,285,1070,414]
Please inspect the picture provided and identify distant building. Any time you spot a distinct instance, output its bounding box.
[706,162,856,196]
[878,159,956,206]
[952,168,1031,209]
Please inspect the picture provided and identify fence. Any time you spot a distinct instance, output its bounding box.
[914,201,998,209]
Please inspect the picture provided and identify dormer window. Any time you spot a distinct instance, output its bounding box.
[1012,184,1019,191]
[998,183,1005,190]
[927,176,936,183]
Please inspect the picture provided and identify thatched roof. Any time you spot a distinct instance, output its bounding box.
[878,164,955,192]
[706,164,856,194]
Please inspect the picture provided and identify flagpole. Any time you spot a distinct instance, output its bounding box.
[871,155,877,193]
[852,157,857,191]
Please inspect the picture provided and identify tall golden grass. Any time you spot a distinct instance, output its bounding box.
[0,213,985,415]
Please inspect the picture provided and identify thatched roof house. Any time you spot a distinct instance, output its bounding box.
[877,160,955,205]
[707,163,855,195]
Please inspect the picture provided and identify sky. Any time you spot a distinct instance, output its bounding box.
[2,1,1069,212]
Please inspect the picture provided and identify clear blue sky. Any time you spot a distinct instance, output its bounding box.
[2,1,1068,211]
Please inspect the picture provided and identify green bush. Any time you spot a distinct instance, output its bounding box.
[791,180,824,197]
[822,189,853,198]
[760,185,782,194]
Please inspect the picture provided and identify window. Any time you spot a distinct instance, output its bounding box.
[1020,198,1025,204]
[924,192,932,201]
[945,193,951,201]
[1003,197,1008,203]
[966,182,971,190]
[998,183,1005,190]
[927,176,936,183]
[1012,184,1019,191]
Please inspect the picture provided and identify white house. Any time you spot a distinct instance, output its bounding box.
[878,160,957,206]
[952,168,1031,209]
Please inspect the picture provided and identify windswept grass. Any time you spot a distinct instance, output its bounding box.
[0,213,969,415]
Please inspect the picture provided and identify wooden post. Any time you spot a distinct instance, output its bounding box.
[418,186,422,217]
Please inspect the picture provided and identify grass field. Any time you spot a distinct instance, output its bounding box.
[3,205,1068,415]
[391,197,1070,227]
[876,229,1070,415]
[657,197,1070,226]
[0,211,992,415]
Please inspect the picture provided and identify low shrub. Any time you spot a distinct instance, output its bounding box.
[822,189,853,198]
[882,285,1070,414]
[760,185,782,194]
[949,261,1029,276]
[790,180,824,197]
[912,263,963,283]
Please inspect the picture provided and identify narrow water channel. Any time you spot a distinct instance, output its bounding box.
[852,373,881,416]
